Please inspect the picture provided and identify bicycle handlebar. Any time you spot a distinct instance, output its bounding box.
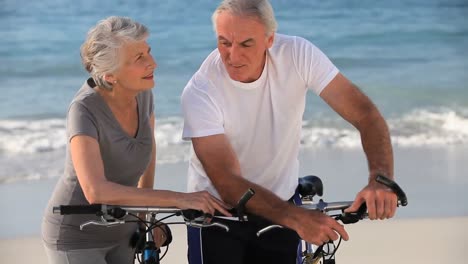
[54,205,206,219]
[257,175,408,236]
[300,174,407,212]
[53,204,229,231]
[53,188,260,233]
[300,199,405,213]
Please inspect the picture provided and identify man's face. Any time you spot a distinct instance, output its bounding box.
[215,12,274,83]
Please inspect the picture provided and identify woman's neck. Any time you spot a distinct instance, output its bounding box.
[96,86,137,110]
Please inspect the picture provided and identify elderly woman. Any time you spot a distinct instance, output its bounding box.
[42,16,229,264]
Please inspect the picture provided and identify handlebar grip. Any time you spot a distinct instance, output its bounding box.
[213,208,238,217]
[339,203,368,224]
[236,188,255,221]
[376,175,408,206]
[182,209,211,220]
[237,188,255,209]
[53,204,103,215]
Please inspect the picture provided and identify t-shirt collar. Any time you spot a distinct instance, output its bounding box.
[228,53,268,90]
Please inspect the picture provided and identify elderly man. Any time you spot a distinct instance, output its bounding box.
[181,1,398,263]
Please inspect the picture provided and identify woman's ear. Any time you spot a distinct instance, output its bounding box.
[103,74,116,84]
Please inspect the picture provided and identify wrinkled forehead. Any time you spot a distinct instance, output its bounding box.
[215,11,266,39]
[118,40,150,63]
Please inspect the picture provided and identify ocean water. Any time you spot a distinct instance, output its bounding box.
[1,0,468,185]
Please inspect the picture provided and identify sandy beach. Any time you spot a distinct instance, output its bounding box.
[1,216,466,263]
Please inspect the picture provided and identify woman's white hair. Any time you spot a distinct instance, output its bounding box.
[80,16,149,90]
[211,0,277,36]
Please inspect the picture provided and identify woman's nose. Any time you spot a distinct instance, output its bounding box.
[148,55,157,70]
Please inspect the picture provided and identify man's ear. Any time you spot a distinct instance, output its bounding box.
[266,32,275,48]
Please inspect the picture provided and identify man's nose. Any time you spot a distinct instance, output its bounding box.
[229,45,242,64]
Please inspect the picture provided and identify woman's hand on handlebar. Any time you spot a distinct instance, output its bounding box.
[178,191,232,219]
[345,181,398,220]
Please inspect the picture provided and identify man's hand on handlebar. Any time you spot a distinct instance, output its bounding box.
[290,207,349,246]
[345,180,398,220]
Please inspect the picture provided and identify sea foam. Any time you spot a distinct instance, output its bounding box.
[1,108,467,183]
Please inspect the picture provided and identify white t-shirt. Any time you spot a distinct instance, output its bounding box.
[181,34,339,201]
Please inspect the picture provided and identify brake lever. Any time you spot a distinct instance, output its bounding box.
[80,219,125,230]
[336,203,367,224]
[256,225,283,237]
[186,220,230,232]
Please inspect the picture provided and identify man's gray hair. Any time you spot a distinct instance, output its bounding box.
[212,0,277,36]
[80,16,149,90]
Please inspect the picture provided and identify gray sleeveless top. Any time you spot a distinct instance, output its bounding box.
[42,78,154,250]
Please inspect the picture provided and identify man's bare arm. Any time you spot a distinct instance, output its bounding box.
[192,134,349,245]
[320,73,397,219]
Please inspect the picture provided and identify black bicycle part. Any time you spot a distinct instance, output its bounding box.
[298,175,323,197]
[130,224,172,248]
[54,204,128,219]
[55,204,102,215]
[160,225,173,247]
[107,207,127,219]
[130,226,146,251]
[180,209,208,220]
[376,174,408,206]
[210,188,256,220]
[337,203,367,224]
[312,244,324,259]
[236,188,255,221]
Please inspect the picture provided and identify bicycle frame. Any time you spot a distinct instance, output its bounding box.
[142,213,158,264]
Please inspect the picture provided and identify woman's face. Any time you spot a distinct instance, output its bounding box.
[111,40,157,92]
